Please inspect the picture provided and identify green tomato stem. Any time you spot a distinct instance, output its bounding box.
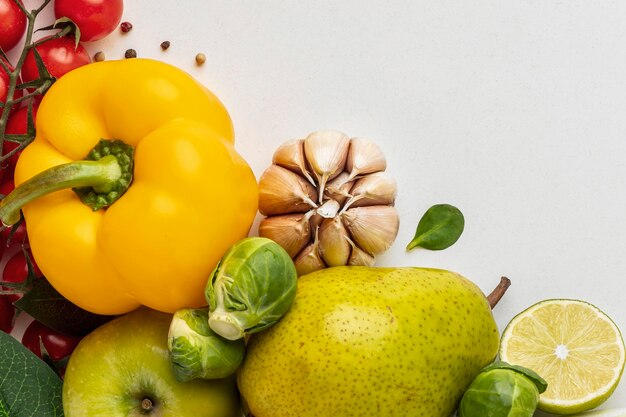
[0,0,55,162]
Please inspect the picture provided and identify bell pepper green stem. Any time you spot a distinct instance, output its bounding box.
[0,139,134,226]
[0,155,121,226]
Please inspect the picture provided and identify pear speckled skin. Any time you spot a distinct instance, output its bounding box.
[238,266,499,417]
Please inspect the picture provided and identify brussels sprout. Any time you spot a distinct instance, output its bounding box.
[458,361,547,417]
[205,237,297,340]
[167,307,245,382]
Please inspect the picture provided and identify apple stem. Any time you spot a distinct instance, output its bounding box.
[141,398,154,411]
[487,276,511,309]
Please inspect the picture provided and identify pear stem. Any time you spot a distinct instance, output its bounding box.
[487,276,511,309]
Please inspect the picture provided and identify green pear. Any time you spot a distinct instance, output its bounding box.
[238,267,500,417]
[63,308,240,417]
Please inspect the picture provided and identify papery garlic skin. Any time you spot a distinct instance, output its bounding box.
[346,137,387,180]
[344,172,397,210]
[258,165,318,215]
[304,130,351,202]
[294,231,325,276]
[258,130,399,276]
[272,139,316,186]
[259,213,312,258]
[343,206,400,255]
[325,172,353,204]
[318,217,352,267]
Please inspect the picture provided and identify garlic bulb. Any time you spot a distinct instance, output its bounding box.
[258,130,400,276]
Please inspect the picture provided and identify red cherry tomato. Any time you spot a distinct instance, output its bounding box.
[0,172,14,197]
[1,249,41,302]
[0,220,28,245]
[54,0,123,42]
[0,295,15,333]
[22,320,82,370]
[21,36,91,85]
[0,0,27,52]
[0,62,10,108]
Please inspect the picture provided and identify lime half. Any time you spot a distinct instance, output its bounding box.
[499,299,625,415]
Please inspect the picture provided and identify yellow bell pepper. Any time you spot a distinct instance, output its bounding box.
[0,59,258,315]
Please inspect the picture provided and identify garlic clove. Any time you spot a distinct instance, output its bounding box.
[259,165,318,216]
[272,139,316,186]
[342,206,399,255]
[259,213,312,258]
[308,210,323,236]
[325,172,353,205]
[303,130,350,202]
[316,199,341,219]
[318,217,352,267]
[343,171,397,210]
[347,239,376,267]
[346,137,387,181]
[294,229,326,276]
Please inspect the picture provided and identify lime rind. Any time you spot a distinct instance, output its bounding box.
[499,299,626,415]
[568,409,626,417]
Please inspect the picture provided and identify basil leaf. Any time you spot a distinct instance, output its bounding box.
[0,332,64,417]
[14,279,113,336]
[406,204,464,251]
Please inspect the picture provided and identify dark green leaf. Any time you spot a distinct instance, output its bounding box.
[406,204,464,251]
[0,331,64,417]
[16,79,49,90]
[36,18,81,47]
[31,48,51,81]
[14,279,113,336]
[481,361,548,393]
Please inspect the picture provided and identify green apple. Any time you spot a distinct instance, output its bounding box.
[63,308,240,417]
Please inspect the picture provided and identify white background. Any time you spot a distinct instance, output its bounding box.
[10,0,626,413]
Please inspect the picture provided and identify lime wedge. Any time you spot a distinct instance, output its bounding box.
[499,299,625,415]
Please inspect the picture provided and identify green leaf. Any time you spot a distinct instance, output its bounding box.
[16,79,48,90]
[0,331,64,417]
[36,17,81,47]
[406,204,464,251]
[14,278,113,336]
[30,48,51,81]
